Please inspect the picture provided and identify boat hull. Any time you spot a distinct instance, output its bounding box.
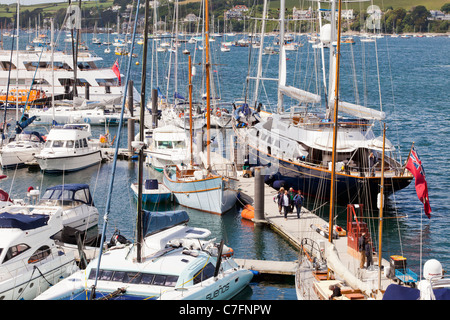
[0,255,77,300]
[36,150,102,173]
[163,168,237,214]
[254,148,412,204]
[0,147,41,168]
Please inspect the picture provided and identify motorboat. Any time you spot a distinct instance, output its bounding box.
[0,205,79,300]
[34,124,103,173]
[146,125,189,172]
[35,210,253,300]
[36,184,99,237]
[0,131,45,168]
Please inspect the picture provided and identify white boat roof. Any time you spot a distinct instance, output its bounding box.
[46,124,92,140]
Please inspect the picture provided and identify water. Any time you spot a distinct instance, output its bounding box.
[1,33,449,300]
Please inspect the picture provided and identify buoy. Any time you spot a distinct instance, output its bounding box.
[222,245,234,257]
[135,61,140,65]
[241,204,254,221]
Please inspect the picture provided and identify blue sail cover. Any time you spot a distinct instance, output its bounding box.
[0,212,49,230]
[143,210,189,236]
[383,284,450,300]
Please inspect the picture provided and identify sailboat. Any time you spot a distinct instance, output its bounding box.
[234,0,413,205]
[163,21,238,215]
[34,2,253,299]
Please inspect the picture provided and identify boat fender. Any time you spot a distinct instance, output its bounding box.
[272,180,285,190]
[221,245,234,257]
[250,270,260,276]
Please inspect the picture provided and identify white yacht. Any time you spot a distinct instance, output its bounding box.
[0,48,127,102]
[0,132,45,168]
[37,183,99,238]
[35,210,253,300]
[35,124,102,173]
[0,205,78,300]
[146,125,189,172]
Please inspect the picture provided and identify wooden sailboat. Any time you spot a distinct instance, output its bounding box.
[163,0,238,215]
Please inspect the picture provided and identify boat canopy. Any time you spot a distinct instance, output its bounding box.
[41,184,93,205]
[143,210,189,237]
[0,212,49,231]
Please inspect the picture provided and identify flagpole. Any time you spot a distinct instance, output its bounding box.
[402,141,415,175]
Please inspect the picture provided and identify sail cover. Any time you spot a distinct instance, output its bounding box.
[143,210,189,236]
[0,212,49,230]
[279,85,321,104]
[331,99,386,120]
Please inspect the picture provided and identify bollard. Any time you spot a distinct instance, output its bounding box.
[254,167,265,222]
[85,83,90,100]
[128,119,135,153]
[128,80,134,117]
[151,88,158,128]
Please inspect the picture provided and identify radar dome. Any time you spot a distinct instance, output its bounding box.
[423,259,443,280]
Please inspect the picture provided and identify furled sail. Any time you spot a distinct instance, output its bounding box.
[279,85,321,103]
[331,99,386,120]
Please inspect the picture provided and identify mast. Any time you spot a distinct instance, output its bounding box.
[204,0,211,171]
[252,0,268,107]
[377,123,386,291]
[136,0,150,263]
[328,0,343,249]
[189,55,193,166]
[276,0,286,113]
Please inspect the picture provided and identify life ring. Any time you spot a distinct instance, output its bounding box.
[179,113,184,118]
[216,110,221,117]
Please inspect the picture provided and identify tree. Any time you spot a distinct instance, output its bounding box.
[410,5,430,32]
[441,3,450,13]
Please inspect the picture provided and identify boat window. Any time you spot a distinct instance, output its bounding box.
[165,275,178,287]
[75,140,80,148]
[153,274,166,286]
[157,141,173,149]
[28,246,51,264]
[58,78,89,87]
[52,140,65,148]
[112,271,126,282]
[193,263,215,285]
[0,61,16,70]
[66,140,74,148]
[95,78,118,87]
[173,141,186,149]
[99,270,114,281]
[74,189,89,204]
[124,272,142,284]
[83,139,88,148]
[140,273,155,285]
[3,244,30,263]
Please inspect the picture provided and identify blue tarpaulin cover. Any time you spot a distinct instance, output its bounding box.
[383,283,450,300]
[0,212,49,231]
[143,210,189,236]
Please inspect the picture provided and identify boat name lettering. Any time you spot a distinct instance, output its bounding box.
[205,282,230,300]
